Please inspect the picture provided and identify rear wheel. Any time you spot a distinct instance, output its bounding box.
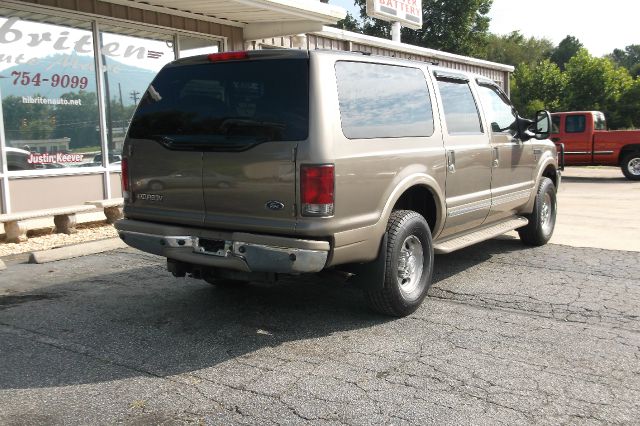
[621,152,640,181]
[366,210,434,317]
[518,177,557,246]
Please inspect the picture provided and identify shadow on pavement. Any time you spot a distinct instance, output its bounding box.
[0,238,528,390]
[561,175,628,184]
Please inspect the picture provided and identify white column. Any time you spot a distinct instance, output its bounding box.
[391,22,401,43]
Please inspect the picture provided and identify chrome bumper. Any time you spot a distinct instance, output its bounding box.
[117,229,329,274]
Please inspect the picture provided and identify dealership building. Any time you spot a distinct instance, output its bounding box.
[0,0,513,215]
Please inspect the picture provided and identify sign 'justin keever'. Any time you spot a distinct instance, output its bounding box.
[366,0,423,30]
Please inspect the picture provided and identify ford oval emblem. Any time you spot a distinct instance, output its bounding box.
[266,200,285,211]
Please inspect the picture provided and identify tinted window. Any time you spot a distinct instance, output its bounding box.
[478,85,517,135]
[128,59,308,147]
[437,79,482,134]
[335,62,434,139]
[552,116,561,134]
[565,115,586,133]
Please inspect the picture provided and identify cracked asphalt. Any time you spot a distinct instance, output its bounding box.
[0,238,639,425]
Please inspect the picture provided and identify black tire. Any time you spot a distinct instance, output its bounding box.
[518,177,557,246]
[365,210,434,317]
[620,152,640,181]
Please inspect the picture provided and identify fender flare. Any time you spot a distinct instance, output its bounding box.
[523,155,558,213]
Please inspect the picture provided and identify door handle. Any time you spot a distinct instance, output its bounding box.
[446,150,455,173]
[493,147,499,168]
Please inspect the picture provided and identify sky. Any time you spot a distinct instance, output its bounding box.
[329,0,640,57]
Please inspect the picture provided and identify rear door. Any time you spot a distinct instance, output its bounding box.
[434,72,493,238]
[125,53,308,232]
[200,57,308,233]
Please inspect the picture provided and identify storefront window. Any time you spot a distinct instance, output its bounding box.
[98,26,175,169]
[0,11,101,171]
[178,35,220,58]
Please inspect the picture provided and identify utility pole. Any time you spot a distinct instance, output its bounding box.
[130,90,141,105]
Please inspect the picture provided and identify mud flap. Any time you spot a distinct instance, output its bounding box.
[347,233,388,291]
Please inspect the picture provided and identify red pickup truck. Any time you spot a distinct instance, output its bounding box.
[551,111,640,180]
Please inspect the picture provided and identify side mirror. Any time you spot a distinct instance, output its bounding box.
[533,110,551,140]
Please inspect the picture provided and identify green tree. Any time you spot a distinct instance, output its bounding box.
[511,59,566,118]
[334,11,361,31]
[608,44,640,77]
[612,78,640,129]
[482,31,554,67]
[348,0,493,55]
[564,49,633,128]
[550,35,583,71]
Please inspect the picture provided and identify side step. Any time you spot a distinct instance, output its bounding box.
[433,216,528,254]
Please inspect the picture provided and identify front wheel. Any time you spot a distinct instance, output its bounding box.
[518,177,557,246]
[366,210,434,317]
[621,152,640,181]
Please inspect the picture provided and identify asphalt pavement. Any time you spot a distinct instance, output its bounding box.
[1,239,639,424]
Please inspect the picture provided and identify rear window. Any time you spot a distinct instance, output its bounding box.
[128,59,309,149]
[565,115,586,133]
[593,112,607,130]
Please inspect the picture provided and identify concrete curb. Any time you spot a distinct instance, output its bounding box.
[29,238,127,264]
[0,259,6,271]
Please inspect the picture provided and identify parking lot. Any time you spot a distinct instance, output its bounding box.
[1,167,639,424]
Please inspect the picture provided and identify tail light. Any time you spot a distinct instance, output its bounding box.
[121,158,130,199]
[301,164,334,217]
[208,51,249,62]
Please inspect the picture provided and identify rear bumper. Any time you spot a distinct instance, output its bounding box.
[115,219,329,274]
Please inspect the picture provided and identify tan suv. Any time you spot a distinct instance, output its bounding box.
[116,49,560,317]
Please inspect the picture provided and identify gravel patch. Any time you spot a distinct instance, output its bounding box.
[0,222,118,257]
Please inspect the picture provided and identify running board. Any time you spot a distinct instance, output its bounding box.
[433,216,529,254]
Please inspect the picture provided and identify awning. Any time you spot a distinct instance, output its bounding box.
[99,0,346,40]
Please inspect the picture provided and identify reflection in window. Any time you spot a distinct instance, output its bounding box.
[335,62,434,139]
[566,115,586,133]
[129,59,309,145]
[478,85,517,135]
[0,14,100,171]
[178,35,220,58]
[99,27,175,168]
[437,79,482,134]
[552,116,561,134]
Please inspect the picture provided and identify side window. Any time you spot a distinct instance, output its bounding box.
[437,79,483,134]
[477,85,517,135]
[565,115,586,133]
[335,61,434,139]
[552,116,561,134]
